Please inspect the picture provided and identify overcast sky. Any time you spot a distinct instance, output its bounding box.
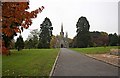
[14,0,119,41]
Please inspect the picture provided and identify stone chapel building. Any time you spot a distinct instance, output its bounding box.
[55,23,69,48]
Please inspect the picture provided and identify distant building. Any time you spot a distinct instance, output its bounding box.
[55,23,69,48]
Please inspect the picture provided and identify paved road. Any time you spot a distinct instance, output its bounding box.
[53,48,119,76]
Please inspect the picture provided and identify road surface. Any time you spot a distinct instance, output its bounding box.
[53,48,119,76]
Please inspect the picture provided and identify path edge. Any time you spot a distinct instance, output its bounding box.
[70,49,120,68]
[49,48,61,77]
[85,54,120,68]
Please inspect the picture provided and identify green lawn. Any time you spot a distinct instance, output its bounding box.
[0,55,2,76]
[70,46,119,54]
[2,49,59,76]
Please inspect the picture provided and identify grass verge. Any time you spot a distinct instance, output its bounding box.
[2,49,59,76]
[70,46,119,54]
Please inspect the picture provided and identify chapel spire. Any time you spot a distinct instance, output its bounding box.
[57,23,69,48]
[66,32,68,38]
[61,23,63,32]
[60,23,64,36]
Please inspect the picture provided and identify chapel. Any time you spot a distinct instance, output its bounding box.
[55,23,69,48]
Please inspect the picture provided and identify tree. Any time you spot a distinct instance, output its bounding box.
[24,39,33,49]
[109,33,119,46]
[30,29,39,48]
[25,36,38,49]
[72,36,77,48]
[76,16,91,48]
[90,31,109,47]
[118,35,120,46]
[50,35,57,48]
[38,17,53,48]
[25,29,39,49]
[2,2,44,55]
[10,39,15,49]
[15,35,24,51]
[68,38,73,48]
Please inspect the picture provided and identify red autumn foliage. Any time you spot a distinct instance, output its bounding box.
[1,2,44,55]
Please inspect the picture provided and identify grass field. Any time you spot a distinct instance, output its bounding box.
[0,55,1,76]
[2,49,59,76]
[70,46,119,54]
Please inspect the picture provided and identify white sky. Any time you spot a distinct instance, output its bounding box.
[15,0,119,41]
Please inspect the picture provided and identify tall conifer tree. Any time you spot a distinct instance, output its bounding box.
[38,17,53,48]
[76,16,90,48]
